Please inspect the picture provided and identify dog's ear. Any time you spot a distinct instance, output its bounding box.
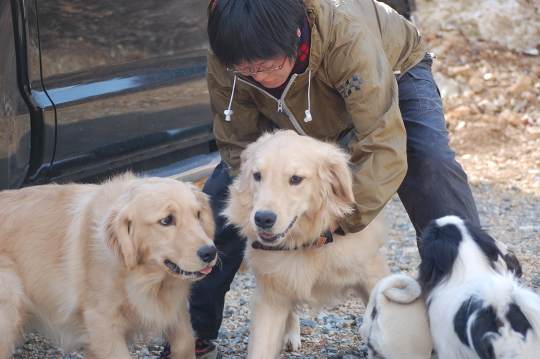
[222,178,254,232]
[104,204,138,270]
[190,184,215,239]
[240,132,274,166]
[234,133,274,200]
[318,143,354,207]
[417,221,461,298]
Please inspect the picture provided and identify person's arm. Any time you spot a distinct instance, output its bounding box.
[206,52,274,178]
[327,16,408,234]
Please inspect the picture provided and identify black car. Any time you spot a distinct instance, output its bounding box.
[1,0,219,190]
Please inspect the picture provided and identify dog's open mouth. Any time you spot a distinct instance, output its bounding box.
[164,259,213,279]
[258,217,297,243]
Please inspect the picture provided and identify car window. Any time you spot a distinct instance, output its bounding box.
[35,0,215,183]
[37,0,208,77]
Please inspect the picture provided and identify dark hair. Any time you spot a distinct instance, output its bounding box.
[207,0,305,68]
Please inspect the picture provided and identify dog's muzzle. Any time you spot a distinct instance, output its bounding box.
[254,211,277,230]
[197,245,217,263]
[257,216,297,243]
[164,259,213,279]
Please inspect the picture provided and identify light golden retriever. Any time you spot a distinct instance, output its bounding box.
[359,274,434,359]
[223,130,390,359]
[0,174,217,359]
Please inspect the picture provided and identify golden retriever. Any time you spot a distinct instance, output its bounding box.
[223,130,390,359]
[0,174,217,359]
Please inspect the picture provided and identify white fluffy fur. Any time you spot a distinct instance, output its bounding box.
[360,274,434,359]
[422,216,540,359]
[0,174,217,359]
[223,131,390,359]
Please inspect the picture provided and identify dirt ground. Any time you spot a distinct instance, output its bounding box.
[421,27,540,195]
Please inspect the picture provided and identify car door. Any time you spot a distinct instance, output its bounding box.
[36,0,214,182]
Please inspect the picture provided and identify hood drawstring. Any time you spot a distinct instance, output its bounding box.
[224,72,313,123]
[224,75,237,122]
[304,70,312,122]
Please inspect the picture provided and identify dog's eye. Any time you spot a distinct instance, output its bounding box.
[253,172,261,182]
[159,215,175,226]
[197,211,201,219]
[290,176,303,185]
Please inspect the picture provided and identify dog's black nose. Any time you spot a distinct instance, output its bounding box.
[197,245,217,263]
[254,211,277,229]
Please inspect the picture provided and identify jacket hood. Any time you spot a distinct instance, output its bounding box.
[303,0,332,72]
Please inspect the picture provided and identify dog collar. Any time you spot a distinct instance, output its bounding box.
[251,229,334,251]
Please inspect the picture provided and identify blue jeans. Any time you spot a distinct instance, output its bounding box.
[189,55,480,339]
[189,161,245,340]
[396,55,480,235]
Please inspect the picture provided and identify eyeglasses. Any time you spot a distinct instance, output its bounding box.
[226,57,286,75]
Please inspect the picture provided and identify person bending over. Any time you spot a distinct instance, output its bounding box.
[161,0,481,357]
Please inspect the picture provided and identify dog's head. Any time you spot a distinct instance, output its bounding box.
[417,215,521,299]
[451,272,540,359]
[103,176,217,280]
[223,130,354,249]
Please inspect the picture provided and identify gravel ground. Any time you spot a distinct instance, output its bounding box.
[11,183,539,359]
[9,23,540,359]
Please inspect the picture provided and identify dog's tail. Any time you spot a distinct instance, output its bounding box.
[379,274,422,304]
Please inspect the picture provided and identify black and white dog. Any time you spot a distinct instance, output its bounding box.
[418,215,540,359]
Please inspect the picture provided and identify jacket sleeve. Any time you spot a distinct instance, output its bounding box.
[206,52,274,178]
[328,13,408,234]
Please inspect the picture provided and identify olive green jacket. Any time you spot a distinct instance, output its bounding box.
[206,0,426,233]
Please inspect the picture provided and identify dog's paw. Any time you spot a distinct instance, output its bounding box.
[282,332,301,352]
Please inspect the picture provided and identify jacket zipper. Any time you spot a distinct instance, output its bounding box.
[237,75,307,136]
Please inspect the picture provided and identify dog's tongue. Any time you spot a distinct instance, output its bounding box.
[198,266,213,275]
[259,232,274,239]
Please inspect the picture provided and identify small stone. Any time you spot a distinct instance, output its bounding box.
[523,48,540,56]
[448,65,472,77]
[508,82,532,96]
[468,75,485,93]
[300,320,317,328]
[500,108,522,127]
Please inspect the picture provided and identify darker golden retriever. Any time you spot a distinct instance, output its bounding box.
[223,130,390,359]
[0,174,217,359]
